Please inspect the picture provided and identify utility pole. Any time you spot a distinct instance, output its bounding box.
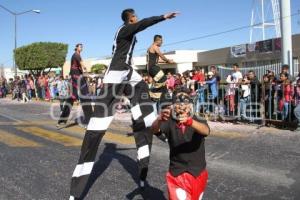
[0,4,40,76]
[280,0,293,76]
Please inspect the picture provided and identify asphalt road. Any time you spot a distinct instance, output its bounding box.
[0,98,299,200]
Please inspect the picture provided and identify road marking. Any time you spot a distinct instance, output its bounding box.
[1,120,247,140]
[0,130,42,147]
[17,126,83,146]
[0,112,22,122]
[63,125,135,145]
[0,119,134,145]
[104,131,134,145]
[0,121,57,126]
[0,122,17,125]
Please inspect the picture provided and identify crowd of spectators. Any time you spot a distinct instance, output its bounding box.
[1,64,300,129]
[143,64,300,127]
[0,73,103,103]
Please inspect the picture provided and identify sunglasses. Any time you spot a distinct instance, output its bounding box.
[174,94,192,105]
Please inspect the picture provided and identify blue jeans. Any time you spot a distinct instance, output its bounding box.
[196,87,205,112]
[1,87,6,97]
[282,102,290,120]
[294,105,300,125]
[240,96,250,119]
[50,86,55,99]
[27,89,32,100]
[41,87,45,99]
[96,88,101,96]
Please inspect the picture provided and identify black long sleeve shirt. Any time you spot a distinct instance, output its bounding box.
[109,15,165,71]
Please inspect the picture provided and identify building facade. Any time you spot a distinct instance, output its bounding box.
[62,50,202,77]
[194,34,300,80]
[62,34,300,81]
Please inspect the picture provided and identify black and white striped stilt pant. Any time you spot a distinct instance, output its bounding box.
[69,69,156,199]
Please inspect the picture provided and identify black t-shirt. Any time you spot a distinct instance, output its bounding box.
[160,116,209,177]
[70,52,82,76]
[250,77,261,101]
[216,74,221,83]
[147,50,159,70]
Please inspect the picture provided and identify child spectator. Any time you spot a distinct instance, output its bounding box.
[57,75,69,112]
[204,71,218,113]
[225,75,236,116]
[167,72,175,91]
[174,73,182,88]
[240,76,251,120]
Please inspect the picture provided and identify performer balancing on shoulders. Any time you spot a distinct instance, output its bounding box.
[69,9,179,200]
[147,34,174,108]
[147,35,175,142]
[151,87,210,200]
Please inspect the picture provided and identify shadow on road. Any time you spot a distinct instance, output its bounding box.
[126,185,166,200]
[56,122,77,130]
[78,143,166,200]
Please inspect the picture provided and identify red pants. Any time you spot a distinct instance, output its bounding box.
[226,95,235,112]
[166,170,208,200]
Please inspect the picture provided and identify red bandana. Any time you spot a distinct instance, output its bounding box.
[176,123,187,134]
[176,118,193,134]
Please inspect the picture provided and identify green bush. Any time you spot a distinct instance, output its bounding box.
[14,42,68,77]
[91,64,107,74]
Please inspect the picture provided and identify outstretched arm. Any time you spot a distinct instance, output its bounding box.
[154,46,174,63]
[121,12,179,38]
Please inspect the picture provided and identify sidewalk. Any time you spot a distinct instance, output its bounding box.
[207,121,298,136]
[0,96,80,106]
[1,97,298,136]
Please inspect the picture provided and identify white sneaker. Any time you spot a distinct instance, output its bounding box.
[139,180,145,189]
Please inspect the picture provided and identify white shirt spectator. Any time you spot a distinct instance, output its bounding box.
[57,79,69,98]
[232,71,243,83]
[97,77,103,88]
[225,75,235,96]
[241,84,250,98]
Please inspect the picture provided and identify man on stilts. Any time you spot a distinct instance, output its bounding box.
[57,44,93,128]
[69,9,178,200]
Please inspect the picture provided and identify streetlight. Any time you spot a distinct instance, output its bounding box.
[0,4,40,76]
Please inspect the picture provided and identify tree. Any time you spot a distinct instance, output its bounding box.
[14,42,68,77]
[91,64,107,74]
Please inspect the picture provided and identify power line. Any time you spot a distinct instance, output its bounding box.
[134,11,300,53]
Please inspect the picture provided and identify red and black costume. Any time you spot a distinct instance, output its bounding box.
[58,52,92,125]
[160,116,209,200]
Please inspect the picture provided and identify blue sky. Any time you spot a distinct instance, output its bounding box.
[0,0,300,67]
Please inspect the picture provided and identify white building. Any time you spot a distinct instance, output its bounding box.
[62,50,204,76]
[0,67,28,79]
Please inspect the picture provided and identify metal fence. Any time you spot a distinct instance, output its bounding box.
[192,81,300,129]
[217,58,299,81]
